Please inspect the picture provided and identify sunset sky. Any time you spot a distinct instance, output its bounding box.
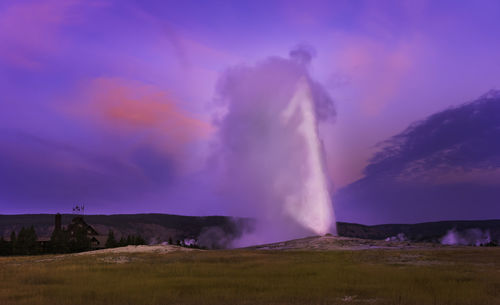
[2,0,500,223]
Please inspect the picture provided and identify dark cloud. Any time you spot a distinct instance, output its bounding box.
[335,90,500,224]
[366,89,500,176]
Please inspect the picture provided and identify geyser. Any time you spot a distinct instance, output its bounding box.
[213,46,336,245]
[281,78,334,235]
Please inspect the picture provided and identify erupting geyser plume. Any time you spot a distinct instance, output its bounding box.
[212,46,336,245]
[281,78,334,235]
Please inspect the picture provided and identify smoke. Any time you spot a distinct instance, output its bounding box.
[211,45,336,246]
[441,228,491,246]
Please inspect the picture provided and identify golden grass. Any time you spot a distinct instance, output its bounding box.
[1,248,499,305]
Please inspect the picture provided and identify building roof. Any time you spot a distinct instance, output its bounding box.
[67,216,100,236]
[90,235,108,248]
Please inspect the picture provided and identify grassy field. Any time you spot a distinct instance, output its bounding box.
[1,248,499,305]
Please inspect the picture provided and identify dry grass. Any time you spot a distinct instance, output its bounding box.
[1,247,499,305]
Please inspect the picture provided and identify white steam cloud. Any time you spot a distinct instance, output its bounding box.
[441,228,491,246]
[211,46,336,246]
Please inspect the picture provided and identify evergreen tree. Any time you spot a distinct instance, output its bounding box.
[15,226,38,255]
[0,237,9,256]
[69,225,91,253]
[126,235,132,246]
[118,237,126,247]
[168,237,173,245]
[135,235,146,245]
[16,227,27,255]
[10,231,16,255]
[105,230,117,248]
[50,229,69,254]
[25,226,38,255]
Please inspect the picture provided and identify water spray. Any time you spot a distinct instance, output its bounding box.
[214,47,336,245]
[281,78,335,235]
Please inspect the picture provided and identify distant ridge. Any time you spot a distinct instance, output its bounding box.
[0,213,253,249]
[338,219,500,242]
[1,214,499,245]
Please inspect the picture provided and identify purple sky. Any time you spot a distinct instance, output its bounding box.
[1,0,500,223]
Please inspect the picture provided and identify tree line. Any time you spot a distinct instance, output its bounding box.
[0,226,38,255]
[0,227,146,256]
[104,230,146,248]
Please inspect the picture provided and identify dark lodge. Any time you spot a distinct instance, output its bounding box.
[31,213,107,253]
[52,213,107,250]
[65,215,107,249]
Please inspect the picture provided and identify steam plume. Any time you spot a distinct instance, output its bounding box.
[212,46,336,245]
[441,228,491,246]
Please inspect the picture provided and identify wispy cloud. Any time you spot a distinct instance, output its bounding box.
[0,0,87,69]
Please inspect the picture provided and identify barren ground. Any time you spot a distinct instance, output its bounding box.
[247,235,452,251]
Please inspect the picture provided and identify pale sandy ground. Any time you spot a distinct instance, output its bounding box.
[68,245,198,263]
[79,236,450,255]
[74,244,197,256]
[246,235,451,251]
[3,245,199,265]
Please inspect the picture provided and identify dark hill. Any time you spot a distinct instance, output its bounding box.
[338,219,500,242]
[1,214,499,246]
[0,213,253,248]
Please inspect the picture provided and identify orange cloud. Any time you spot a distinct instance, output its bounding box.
[66,77,214,157]
[94,77,212,140]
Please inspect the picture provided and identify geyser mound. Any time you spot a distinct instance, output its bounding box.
[212,46,336,245]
